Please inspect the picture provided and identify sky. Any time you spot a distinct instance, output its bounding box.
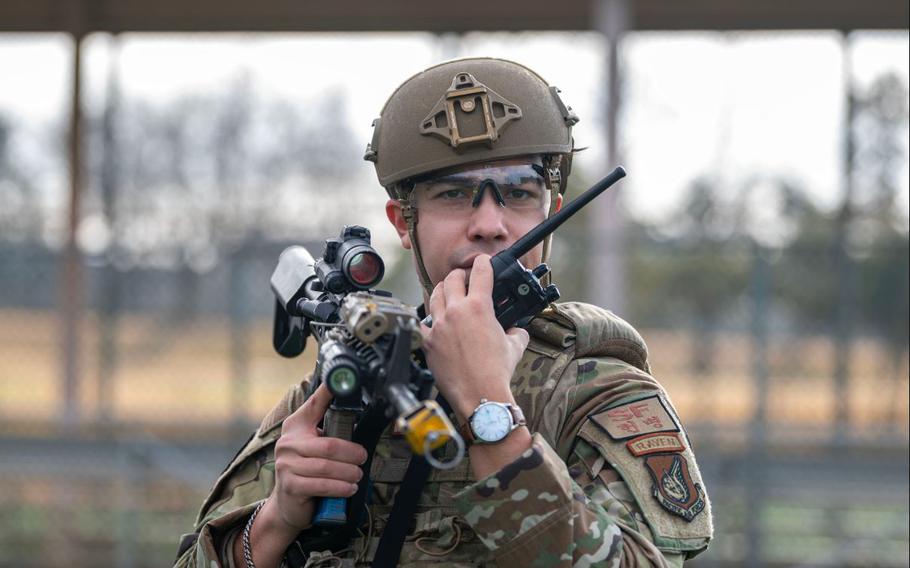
[0,30,907,236]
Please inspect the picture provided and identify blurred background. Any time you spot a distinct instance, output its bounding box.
[0,1,908,567]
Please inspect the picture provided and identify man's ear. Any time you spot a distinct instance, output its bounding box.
[385,199,412,250]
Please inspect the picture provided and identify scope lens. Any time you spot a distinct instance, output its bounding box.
[346,252,383,287]
[327,366,359,397]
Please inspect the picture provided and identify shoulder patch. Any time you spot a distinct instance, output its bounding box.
[626,432,685,457]
[578,394,713,551]
[591,395,679,441]
[642,453,706,522]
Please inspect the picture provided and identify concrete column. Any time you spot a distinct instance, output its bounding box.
[98,34,123,424]
[833,32,857,446]
[61,29,85,426]
[591,0,629,315]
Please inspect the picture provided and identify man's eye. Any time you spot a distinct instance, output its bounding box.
[438,189,469,199]
[506,189,532,200]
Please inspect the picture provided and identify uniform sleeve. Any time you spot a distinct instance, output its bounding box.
[174,502,262,568]
[174,380,310,568]
[172,453,276,568]
[452,433,684,567]
[453,354,712,567]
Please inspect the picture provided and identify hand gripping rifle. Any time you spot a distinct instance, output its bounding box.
[270,226,464,534]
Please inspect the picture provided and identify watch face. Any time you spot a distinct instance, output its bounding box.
[471,403,513,442]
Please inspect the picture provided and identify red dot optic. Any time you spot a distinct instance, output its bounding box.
[347,252,382,286]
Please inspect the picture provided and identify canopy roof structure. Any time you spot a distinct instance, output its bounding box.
[2,0,907,33]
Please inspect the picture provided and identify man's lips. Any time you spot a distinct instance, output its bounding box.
[452,250,503,271]
[454,255,481,270]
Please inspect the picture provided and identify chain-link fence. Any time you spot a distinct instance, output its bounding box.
[1,30,908,568]
[1,235,906,567]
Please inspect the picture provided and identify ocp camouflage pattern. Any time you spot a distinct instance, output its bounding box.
[174,302,713,567]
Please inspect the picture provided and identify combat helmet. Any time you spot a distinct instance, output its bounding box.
[364,57,579,295]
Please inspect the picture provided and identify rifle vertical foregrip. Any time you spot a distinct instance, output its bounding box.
[313,407,358,527]
[324,407,356,439]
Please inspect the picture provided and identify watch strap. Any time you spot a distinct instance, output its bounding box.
[460,402,526,446]
[458,419,476,446]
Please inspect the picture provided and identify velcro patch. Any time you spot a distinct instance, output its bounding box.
[591,395,679,440]
[626,432,685,457]
[643,453,706,522]
[578,417,714,546]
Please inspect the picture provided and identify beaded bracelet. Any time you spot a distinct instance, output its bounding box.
[242,501,266,568]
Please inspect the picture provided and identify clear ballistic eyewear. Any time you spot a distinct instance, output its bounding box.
[411,164,549,215]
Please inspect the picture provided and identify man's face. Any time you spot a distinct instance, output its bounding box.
[386,158,561,289]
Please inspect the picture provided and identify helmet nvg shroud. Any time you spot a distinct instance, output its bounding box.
[364,57,580,295]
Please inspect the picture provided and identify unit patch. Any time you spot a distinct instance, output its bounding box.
[626,432,685,456]
[584,395,709,525]
[592,395,679,441]
[643,453,706,522]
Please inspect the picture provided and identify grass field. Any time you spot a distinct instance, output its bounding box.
[1,308,907,436]
[1,308,907,568]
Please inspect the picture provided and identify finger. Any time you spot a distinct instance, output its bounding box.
[467,254,494,302]
[419,321,432,339]
[428,280,446,321]
[507,326,530,349]
[443,268,467,300]
[283,476,359,499]
[291,382,334,428]
[286,436,368,466]
[282,457,364,484]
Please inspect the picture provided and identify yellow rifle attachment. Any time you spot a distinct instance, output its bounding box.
[398,400,456,455]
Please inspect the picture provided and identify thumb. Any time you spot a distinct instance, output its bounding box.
[506,326,530,350]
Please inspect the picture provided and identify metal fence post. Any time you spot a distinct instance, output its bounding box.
[746,241,771,568]
[61,28,86,428]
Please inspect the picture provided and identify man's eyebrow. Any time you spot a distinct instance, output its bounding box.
[425,174,477,185]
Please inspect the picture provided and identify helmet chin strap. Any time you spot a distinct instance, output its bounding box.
[539,154,563,287]
[397,193,436,301]
[396,153,564,302]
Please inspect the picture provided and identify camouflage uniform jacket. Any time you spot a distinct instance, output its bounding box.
[174,302,713,567]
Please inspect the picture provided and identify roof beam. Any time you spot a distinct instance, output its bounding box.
[1,0,907,33]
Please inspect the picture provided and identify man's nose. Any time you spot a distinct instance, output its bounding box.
[466,189,508,241]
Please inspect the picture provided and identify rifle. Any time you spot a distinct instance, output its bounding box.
[271,226,463,529]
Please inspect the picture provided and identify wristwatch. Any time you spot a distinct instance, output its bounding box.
[461,399,526,445]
